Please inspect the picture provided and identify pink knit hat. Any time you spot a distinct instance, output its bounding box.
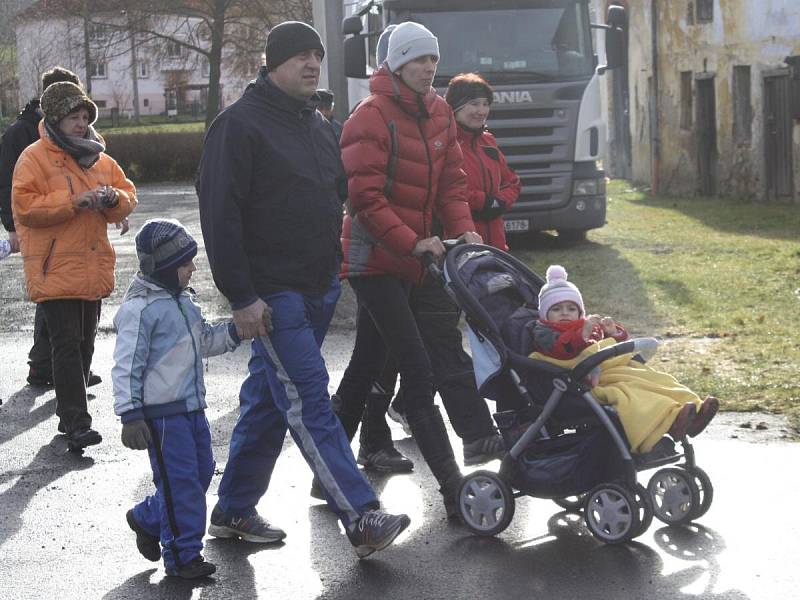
[538,265,585,318]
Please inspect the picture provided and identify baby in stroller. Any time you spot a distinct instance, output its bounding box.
[528,264,719,454]
[435,243,717,544]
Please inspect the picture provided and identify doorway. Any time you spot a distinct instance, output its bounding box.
[764,73,794,201]
[695,76,717,196]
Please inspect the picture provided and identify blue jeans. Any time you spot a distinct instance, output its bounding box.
[217,279,378,527]
[132,411,214,571]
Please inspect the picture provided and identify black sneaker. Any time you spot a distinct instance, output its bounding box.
[346,510,410,559]
[68,427,102,448]
[207,504,286,543]
[463,433,505,466]
[26,367,53,387]
[357,446,414,473]
[87,372,102,387]
[166,556,216,579]
[126,509,160,561]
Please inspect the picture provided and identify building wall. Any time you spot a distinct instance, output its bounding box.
[625,0,800,201]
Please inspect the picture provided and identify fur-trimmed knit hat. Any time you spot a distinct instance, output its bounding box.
[387,22,439,73]
[265,21,325,72]
[445,73,494,113]
[538,265,585,318]
[40,81,97,126]
[135,219,198,290]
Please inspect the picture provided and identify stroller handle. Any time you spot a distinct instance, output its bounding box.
[422,238,466,278]
[571,337,659,380]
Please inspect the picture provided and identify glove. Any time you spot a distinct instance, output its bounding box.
[473,196,505,221]
[121,420,151,450]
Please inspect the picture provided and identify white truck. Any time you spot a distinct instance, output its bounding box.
[342,0,626,241]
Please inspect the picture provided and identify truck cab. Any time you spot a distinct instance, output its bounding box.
[343,0,626,241]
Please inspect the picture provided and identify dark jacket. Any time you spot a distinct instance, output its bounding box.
[196,68,347,308]
[0,100,41,232]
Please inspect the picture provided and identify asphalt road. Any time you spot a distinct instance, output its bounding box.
[0,185,797,600]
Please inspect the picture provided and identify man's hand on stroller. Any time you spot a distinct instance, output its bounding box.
[413,236,446,260]
[457,231,483,245]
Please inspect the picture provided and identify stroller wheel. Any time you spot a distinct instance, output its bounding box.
[647,467,701,526]
[687,467,714,519]
[458,470,515,536]
[632,483,654,537]
[553,494,585,512]
[583,483,640,544]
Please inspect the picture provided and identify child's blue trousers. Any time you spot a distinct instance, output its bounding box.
[216,278,378,527]
[131,411,213,571]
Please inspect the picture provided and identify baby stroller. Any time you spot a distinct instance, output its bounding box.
[429,243,713,544]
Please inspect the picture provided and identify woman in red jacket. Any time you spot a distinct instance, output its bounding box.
[337,22,481,518]
[445,73,521,251]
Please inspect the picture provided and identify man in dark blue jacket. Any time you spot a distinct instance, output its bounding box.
[196,21,409,560]
[0,67,106,389]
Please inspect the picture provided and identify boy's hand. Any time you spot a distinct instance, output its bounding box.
[121,420,151,450]
[233,298,272,339]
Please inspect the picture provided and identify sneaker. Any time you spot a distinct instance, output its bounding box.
[463,433,506,466]
[26,367,53,387]
[166,556,216,579]
[126,509,161,562]
[357,446,414,473]
[310,476,325,500]
[688,396,719,437]
[87,372,102,387]
[207,504,286,543]
[68,427,102,448]
[346,510,410,559]
[668,403,697,440]
[387,404,411,436]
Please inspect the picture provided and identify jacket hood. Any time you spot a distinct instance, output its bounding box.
[18,99,42,125]
[123,274,178,302]
[456,122,488,144]
[369,66,437,118]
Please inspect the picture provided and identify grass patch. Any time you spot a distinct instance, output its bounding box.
[509,180,800,430]
[97,120,205,135]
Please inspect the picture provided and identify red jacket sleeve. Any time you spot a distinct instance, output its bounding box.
[435,113,475,239]
[494,142,521,210]
[341,105,420,257]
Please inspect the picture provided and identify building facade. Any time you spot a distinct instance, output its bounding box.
[618,0,800,201]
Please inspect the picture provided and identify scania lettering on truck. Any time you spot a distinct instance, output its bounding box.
[342,0,626,241]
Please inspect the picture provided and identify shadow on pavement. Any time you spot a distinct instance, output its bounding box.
[0,442,94,550]
[0,386,55,447]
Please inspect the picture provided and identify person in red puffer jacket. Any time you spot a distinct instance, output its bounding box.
[337,22,482,518]
[445,73,520,252]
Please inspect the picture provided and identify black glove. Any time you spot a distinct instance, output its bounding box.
[121,420,151,450]
[473,196,505,221]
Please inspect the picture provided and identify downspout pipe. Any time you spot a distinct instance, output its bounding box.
[650,0,660,193]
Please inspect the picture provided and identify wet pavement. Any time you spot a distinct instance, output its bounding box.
[0,185,798,599]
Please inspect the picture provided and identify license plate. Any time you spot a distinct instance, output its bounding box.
[504,219,530,232]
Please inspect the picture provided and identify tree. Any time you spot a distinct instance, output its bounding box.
[117,0,312,128]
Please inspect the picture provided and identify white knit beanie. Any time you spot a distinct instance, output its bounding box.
[538,265,585,318]
[387,22,439,72]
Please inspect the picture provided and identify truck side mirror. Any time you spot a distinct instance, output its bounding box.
[605,5,626,70]
[342,16,363,35]
[344,35,368,79]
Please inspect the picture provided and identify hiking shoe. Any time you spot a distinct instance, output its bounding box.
[668,403,697,440]
[26,367,53,387]
[387,404,411,436]
[87,372,102,387]
[346,510,410,559]
[357,446,414,473]
[126,509,160,562]
[166,556,216,579]
[688,396,719,437]
[310,476,325,500]
[463,433,506,466]
[68,427,102,448]
[207,504,286,543]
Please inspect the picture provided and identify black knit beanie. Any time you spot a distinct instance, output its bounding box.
[265,21,325,72]
[445,74,494,113]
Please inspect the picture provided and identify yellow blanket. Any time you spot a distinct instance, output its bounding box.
[530,338,701,453]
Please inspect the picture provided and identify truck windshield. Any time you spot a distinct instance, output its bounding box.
[405,3,594,84]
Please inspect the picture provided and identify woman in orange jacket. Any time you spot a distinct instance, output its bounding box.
[12,82,136,449]
[445,73,521,251]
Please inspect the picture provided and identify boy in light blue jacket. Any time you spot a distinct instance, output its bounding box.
[112,219,242,579]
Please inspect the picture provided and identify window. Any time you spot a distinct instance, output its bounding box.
[89,61,107,78]
[201,58,210,78]
[680,71,693,130]
[696,0,713,23]
[143,98,149,108]
[732,65,752,143]
[687,2,695,26]
[138,62,149,78]
[88,23,108,43]
[166,41,182,57]
[95,100,107,108]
